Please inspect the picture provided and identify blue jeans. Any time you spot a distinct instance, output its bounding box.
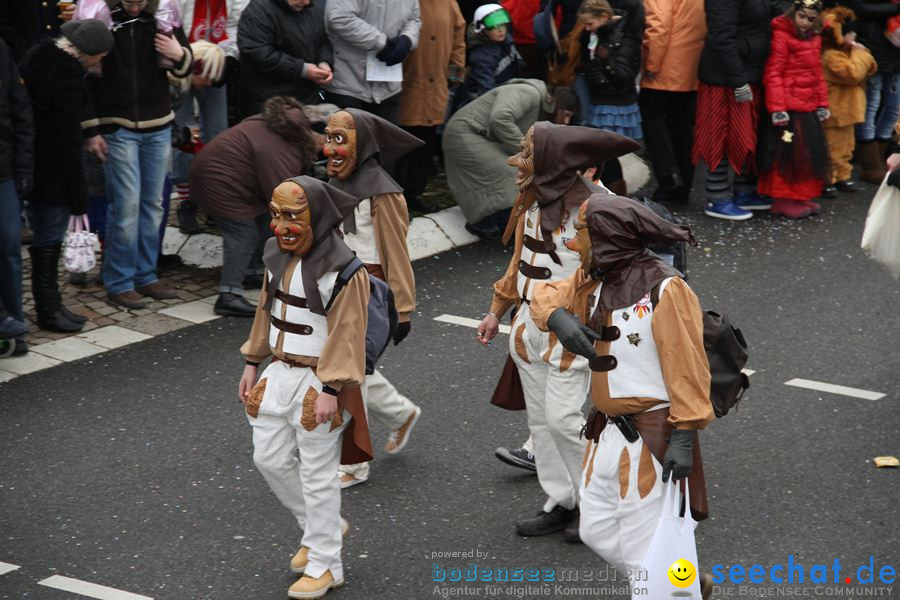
[102,127,172,295]
[573,75,592,127]
[26,203,70,248]
[856,72,900,141]
[172,85,228,184]
[0,178,23,321]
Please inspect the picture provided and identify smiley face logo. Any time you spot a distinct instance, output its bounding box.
[667,558,696,588]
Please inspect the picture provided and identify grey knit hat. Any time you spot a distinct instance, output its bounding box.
[60,19,115,56]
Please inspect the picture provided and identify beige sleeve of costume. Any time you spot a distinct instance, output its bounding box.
[651,277,714,430]
[530,271,580,331]
[489,215,525,318]
[318,268,370,391]
[372,192,416,320]
[240,279,273,364]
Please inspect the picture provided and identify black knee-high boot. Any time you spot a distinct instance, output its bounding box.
[29,245,83,333]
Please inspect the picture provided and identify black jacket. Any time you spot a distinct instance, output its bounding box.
[20,39,88,213]
[0,0,62,63]
[0,37,34,188]
[579,0,644,105]
[465,29,522,99]
[698,0,784,88]
[237,0,332,116]
[844,0,900,75]
[82,3,192,136]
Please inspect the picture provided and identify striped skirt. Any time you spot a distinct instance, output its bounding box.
[692,82,759,173]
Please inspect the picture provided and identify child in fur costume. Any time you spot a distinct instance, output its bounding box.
[820,7,877,198]
[758,0,831,219]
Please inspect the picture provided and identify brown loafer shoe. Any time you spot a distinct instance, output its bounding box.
[136,280,177,300]
[107,290,148,310]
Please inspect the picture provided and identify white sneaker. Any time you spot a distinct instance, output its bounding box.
[339,470,368,489]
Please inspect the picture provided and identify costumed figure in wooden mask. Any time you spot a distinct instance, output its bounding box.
[475,122,640,540]
[237,176,373,599]
[529,195,713,596]
[323,109,426,488]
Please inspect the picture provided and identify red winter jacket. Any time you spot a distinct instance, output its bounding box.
[502,0,541,45]
[763,15,829,113]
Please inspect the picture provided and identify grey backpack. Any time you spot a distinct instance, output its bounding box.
[327,258,398,375]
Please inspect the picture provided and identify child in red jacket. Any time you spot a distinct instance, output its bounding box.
[758,0,831,219]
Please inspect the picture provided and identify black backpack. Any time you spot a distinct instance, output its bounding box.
[651,282,749,417]
[633,196,689,279]
[327,258,398,375]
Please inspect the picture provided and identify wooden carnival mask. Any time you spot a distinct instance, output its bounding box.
[323,111,358,180]
[565,200,592,273]
[507,126,535,192]
[270,181,314,256]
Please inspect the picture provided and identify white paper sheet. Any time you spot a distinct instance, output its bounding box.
[366,52,403,82]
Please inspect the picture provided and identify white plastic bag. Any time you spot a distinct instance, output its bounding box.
[63,215,98,274]
[861,176,900,279]
[633,479,701,600]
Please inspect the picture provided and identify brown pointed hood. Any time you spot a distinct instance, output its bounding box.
[328,109,425,233]
[532,122,640,233]
[585,194,697,312]
[263,176,359,316]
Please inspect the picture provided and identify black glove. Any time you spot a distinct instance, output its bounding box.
[15,177,32,199]
[547,307,600,359]
[376,35,412,66]
[393,320,411,345]
[662,429,695,482]
[887,169,900,189]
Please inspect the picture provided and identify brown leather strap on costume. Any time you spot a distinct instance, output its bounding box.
[274,289,309,309]
[502,189,536,245]
[588,354,618,371]
[270,316,313,335]
[364,263,386,281]
[518,260,552,280]
[596,325,620,342]
[523,234,556,254]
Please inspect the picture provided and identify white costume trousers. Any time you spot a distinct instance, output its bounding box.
[247,361,349,580]
[510,308,590,512]
[579,422,665,577]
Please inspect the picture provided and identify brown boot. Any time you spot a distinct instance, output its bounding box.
[858,140,887,184]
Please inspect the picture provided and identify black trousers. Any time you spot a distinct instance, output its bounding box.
[638,88,697,186]
[326,91,400,124]
[393,125,438,199]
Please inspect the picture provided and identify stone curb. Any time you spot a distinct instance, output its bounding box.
[0,155,650,383]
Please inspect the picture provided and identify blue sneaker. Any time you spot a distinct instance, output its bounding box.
[734,192,773,211]
[704,199,753,221]
[0,317,27,340]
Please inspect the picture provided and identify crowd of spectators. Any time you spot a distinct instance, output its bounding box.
[0,0,898,356]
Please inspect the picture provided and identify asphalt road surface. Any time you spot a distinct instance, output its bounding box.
[1,184,898,600]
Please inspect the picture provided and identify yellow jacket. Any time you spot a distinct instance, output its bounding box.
[822,46,877,128]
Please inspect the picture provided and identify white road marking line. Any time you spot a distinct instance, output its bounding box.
[38,575,153,600]
[0,561,20,575]
[785,379,886,401]
[434,314,511,335]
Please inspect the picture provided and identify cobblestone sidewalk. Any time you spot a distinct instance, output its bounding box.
[2,251,240,383]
